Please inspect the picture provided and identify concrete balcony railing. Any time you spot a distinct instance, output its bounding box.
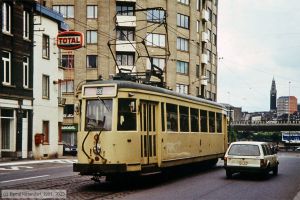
[201,53,208,64]
[202,31,209,43]
[58,97,66,106]
[116,15,136,27]
[202,10,209,22]
[116,40,136,52]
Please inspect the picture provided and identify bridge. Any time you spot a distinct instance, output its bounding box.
[231,121,300,132]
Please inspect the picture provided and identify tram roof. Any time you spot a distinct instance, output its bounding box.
[84,80,225,109]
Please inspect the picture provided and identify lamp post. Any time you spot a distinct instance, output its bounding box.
[288,81,291,149]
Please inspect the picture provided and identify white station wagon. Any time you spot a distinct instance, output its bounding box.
[224,141,279,178]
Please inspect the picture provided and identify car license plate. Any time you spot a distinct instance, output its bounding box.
[239,160,248,165]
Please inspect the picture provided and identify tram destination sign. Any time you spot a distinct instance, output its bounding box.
[56,31,84,50]
[83,85,117,98]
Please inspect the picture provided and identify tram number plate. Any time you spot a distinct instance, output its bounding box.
[96,87,103,95]
[239,160,248,166]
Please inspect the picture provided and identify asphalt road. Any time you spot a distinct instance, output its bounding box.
[0,153,299,200]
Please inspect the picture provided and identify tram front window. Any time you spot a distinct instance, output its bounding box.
[85,99,112,131]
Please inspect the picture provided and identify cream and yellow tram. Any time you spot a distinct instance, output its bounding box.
[73,80,228,178]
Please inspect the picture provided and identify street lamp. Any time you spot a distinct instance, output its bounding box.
[288,81,291,149]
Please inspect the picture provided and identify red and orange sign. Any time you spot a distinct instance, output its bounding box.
[56,31,84,50]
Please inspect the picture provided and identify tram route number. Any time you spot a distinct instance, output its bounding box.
[96,87,103,95]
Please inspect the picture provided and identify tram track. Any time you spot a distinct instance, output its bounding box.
[0,175,131,200]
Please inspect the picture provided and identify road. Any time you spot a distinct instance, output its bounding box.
[0,153,299,200]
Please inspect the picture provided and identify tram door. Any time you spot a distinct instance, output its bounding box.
[140,101,158,165]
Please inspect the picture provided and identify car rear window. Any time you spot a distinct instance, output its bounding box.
[228,144,260,156]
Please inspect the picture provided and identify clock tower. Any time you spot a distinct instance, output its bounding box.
[270,78,277,112]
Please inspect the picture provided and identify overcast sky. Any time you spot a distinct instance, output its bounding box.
[217,0,300,112]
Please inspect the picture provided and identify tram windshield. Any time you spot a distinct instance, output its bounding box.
[85,99,112,131]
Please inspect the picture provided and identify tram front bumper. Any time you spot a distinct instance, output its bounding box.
[73,163,127,175]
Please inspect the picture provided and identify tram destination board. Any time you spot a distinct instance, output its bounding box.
[83,84,117,98]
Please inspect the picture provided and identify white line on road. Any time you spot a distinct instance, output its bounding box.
[0,175,50,183]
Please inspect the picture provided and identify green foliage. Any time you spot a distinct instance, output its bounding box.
[236,131,281,142]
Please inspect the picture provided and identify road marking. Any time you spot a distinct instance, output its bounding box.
[0,175,50,183]
[0,159,77,166]
[0,166,33,171]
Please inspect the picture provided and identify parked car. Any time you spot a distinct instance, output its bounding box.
[63,144,77,156]
[224,141,279,178]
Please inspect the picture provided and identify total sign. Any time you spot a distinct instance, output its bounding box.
[57,31,84,50]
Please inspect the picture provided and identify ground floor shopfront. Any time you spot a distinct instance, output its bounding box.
[0,98,33,159]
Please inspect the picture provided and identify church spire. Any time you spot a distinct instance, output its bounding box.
[270,77,277,111]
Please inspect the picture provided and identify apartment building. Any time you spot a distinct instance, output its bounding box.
[0,0,35,159]
[44,0,218,144]
[32,4,68,159]
[277,96,298,116]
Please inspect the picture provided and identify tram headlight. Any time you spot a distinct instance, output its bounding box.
[93,144,101,155]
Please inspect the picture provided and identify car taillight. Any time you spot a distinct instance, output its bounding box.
[224,157,227,166]
[260,159,266,168]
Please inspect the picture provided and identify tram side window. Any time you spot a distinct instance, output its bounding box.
[180,106,189,132]
[118,99,136,131]
[166,103,178,132]
[191,108,199,132]
[209,111,215,133]
[216,112,222,133]
[161,103,165,132]
[200,110,208,132]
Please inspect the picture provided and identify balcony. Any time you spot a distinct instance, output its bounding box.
[116,0,136,2]
[201,53,208,64]
[58,97,66,106]
[116,15,136,27]
[116,40,136,52]
[202,10,209,22]
[202,32,209,43]
[116,65,136,73]
[200,76,208,86]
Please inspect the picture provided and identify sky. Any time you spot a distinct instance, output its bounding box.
[217,0,300,112]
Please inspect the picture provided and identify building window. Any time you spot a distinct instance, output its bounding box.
[116,53,135,66]
[52,5,74,18]
[116,27,134,41]
[23,57,29,88]
[212,73,216,85]
[197,20,200,33]
[86,55,97,68]
[208,8,212,21]
[176,61,189,74]
[2,3,11,33]
[147,57,165,71]
[176,84,188,94]
[61,80,74,93]
[116,3,134,16]
[208,29,211,41]
[42,34,50,59]
[196,65,200,78]
[61,55,74,68]
[23,11,30,39]
[1,109,14,150]
[213,33,217,45]
[43,121,49,143]
[212,54,216,65]
[86,30,97,44]
[177,37,189,51]
[177,13,189,29]
[208,50,212,63]
[2,51,11,85]
[146,33,165,47]
[197,0,201,11]
[147,9,165,22]
[206,70,211,83]
[177,0,189,5]
[42,75,49,99]
[87,5,97,19]
[64,104,74,117]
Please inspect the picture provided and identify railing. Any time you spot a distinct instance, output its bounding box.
[232,120,300,125]
[58,97,66,106]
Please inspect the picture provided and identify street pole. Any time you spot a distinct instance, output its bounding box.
[288,81,291,149]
